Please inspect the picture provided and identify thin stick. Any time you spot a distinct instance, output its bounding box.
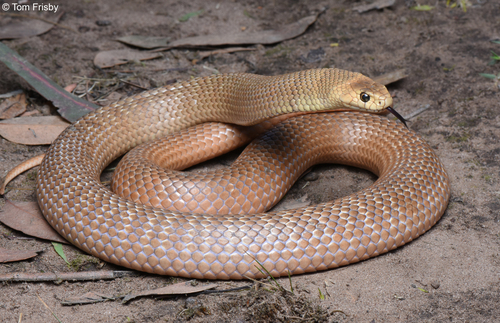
[0,270,138,283]
[200,284,253,294]
[404,104,431,120]
[36,294,63,323]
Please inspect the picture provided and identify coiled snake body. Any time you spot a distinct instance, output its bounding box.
[36,69,450,279]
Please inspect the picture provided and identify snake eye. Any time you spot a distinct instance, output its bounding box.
[360,92,370,103]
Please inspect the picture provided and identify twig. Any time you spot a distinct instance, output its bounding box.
[121,80,148,90]
[0,89,23,99]
[404,104,431,120]
[36,293,63,323]
[200,284,253,294]
[1,12,77,33]
[0,270,138,283]
[243,275,278,291]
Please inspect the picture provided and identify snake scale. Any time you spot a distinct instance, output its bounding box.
[35,69,450,279]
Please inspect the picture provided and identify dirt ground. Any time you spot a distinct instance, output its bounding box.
[1,0,500,322]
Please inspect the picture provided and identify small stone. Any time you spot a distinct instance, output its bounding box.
[431,281,440,289]
[185,297,199,307]
[96,20,111,26]
[303,172,319,181]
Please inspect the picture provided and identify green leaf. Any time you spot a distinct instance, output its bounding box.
[179,10,204,22]
[479,73,498,79]
[491,40,500,44]
[0,42,97,123]
[318,288,325,300]
[491,51,500,60]
[52,242,69,264]
[0,42,99,122]
[411,5,435,11]
[418,287,429,293]
[243,10,254,19]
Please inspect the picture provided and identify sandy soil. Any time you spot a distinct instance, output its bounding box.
[1,0,500,322]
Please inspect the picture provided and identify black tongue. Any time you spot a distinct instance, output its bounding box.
[386,107,408,128]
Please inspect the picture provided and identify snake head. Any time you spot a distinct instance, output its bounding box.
[338,75,393,112]
[334,73,407,127]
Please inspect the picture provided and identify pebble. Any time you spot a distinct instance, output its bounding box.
[303,172,319,181]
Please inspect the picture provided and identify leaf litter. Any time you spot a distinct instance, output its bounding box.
[96,12,323,68]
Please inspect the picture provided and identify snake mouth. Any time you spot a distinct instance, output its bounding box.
[386,107,408,128]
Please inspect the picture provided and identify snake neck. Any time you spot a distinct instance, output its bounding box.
[45,69,369,176]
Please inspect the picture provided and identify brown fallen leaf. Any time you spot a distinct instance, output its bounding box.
[352,0,396,13]
[0,115,70,145]
[0,200,67,244]
[96,12,322,68]
[0,12,64,40]
[64,83,77,93]
[99,91,124,106]
[373,69,408,86]
[0,93,27,119]
[163,13,321,49]
[122,281,218,303]
[20,110,42,117]
[116,35,171,49]
[93,50,163,69]
[0,247,39,263]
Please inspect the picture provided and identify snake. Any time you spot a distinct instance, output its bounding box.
[32,68,450,279]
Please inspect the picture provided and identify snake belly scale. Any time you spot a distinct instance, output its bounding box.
[36,69,450,279]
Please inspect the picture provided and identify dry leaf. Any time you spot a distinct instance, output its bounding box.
[100,92,124,106]
[64,84,77,93]
[352,0,396,13]
[122,281,217,303]
[20,110,42,117]
[116,35,171,49]
[0,93,27,119]
[94,50,163,68]
[0,247,39,263]
[0,12,63,39]
[0,201,68,244]
[373,69,408,86]
[0,115,70,145]
[165,14,320,49]
[97,12,322,68]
